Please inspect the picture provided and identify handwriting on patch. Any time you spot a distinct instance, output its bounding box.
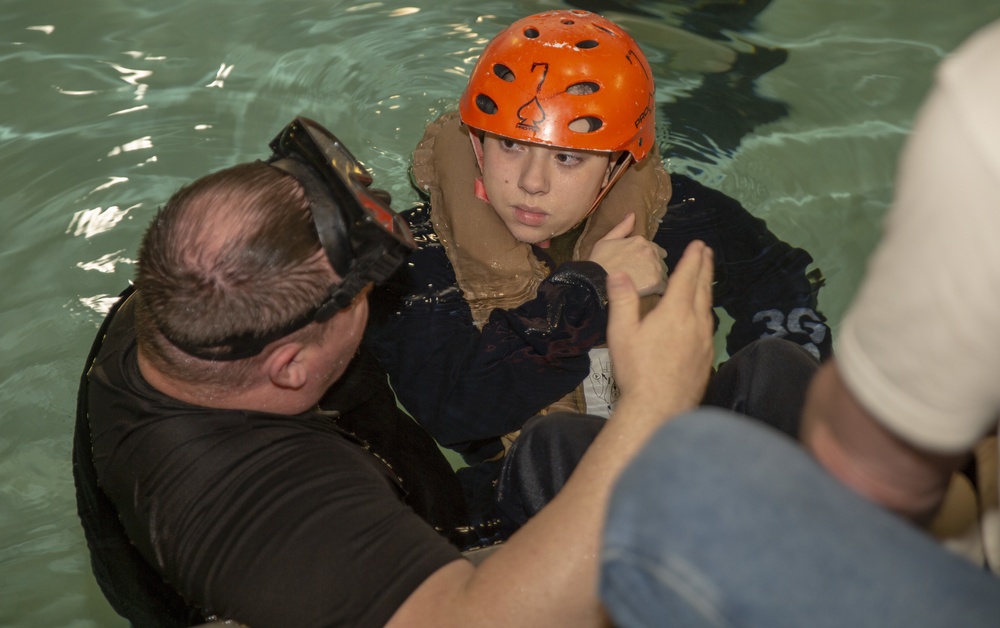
[585,348,619,419]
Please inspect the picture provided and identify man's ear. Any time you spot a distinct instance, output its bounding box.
[266,342,308,391]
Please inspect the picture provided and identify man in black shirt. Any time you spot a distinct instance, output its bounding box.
[75,116,719,627]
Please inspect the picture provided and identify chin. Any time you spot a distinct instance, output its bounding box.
[509,227,545,245]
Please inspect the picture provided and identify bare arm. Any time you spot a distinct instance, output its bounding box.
[800,360,968,526]
[387,241,716,627]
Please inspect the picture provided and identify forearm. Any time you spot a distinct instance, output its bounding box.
[368,307,572,443]
[387,396,680,627]
[801,362,966,525]
[388,241,717,627]
[368,261,608,444]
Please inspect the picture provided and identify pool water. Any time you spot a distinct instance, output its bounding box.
[2,0,998,624]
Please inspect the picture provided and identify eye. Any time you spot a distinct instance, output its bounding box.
[555,152,584,167]
[493,137,524,154]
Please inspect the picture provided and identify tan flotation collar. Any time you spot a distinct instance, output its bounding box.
[411,112,672,326]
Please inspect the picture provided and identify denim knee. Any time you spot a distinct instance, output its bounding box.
[601,409,1000,628]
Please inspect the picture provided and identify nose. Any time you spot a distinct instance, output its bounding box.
[518,149,549,196]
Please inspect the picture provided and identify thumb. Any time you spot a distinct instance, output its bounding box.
[599,212,636,242]
[606,271,640,351]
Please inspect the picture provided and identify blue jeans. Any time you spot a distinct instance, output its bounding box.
[601,409,1000,627]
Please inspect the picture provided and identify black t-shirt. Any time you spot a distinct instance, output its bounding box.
[83,292,462,627]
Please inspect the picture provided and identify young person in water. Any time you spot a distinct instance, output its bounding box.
[365,9,828,520]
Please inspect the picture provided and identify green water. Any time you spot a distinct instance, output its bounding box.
[2,0,998,624]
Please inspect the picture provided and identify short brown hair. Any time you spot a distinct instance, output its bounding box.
[135,161,334,386]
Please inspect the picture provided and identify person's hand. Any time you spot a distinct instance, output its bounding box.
[588,213,668,297]
[607,239,715,418]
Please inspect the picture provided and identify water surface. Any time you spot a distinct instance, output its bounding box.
[1,0,998,624]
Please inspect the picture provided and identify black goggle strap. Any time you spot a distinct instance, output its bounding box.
[267,116,417,318]
[328,155,396,234]
[269,157,389,323]
[156,157,353,362]
[313,247,382,322]
[151,119,410,363]
[150,293,318,362]
[269,163,412,328]
[283,118,415,248]
[269,157,352,277]
[163,313,317,361]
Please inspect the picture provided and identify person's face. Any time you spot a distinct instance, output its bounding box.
[481,133,613,244]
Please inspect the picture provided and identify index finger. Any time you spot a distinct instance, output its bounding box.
[606,270,641,356]
[693,244,714,313]
[660,240,708,308]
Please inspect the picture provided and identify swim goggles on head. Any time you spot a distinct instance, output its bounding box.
[169,116,415,361]
[267,116,415,320]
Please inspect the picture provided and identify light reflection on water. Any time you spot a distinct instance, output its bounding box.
[1,0,998,624]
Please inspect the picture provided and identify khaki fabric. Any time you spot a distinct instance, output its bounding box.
[412,112,672,328]
[412,112,671,419]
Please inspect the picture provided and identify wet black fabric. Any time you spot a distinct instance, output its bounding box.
[73,288,200,628]
[494,413,606,531]
[367,202,609,455]
[75,287,466,627]
[662,175,831,360]
[367,173,830,461]
[315,342,470,538]
[492,338,821,531]
[703,337,821,439]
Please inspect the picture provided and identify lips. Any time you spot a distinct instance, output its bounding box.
[513,205,548,227]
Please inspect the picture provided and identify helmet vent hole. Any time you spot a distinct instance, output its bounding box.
[475,94,499,115]
[569,116,603,133]
[567,81,599,95]
[524,27,540,38]
[561,20,575,26]
[493,64,515,82]
[576,39,599,49]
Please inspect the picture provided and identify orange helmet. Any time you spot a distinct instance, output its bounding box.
[459,10,656,162]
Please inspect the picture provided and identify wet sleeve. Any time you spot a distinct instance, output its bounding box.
[366,207,608,447]
[655,174,832,361]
